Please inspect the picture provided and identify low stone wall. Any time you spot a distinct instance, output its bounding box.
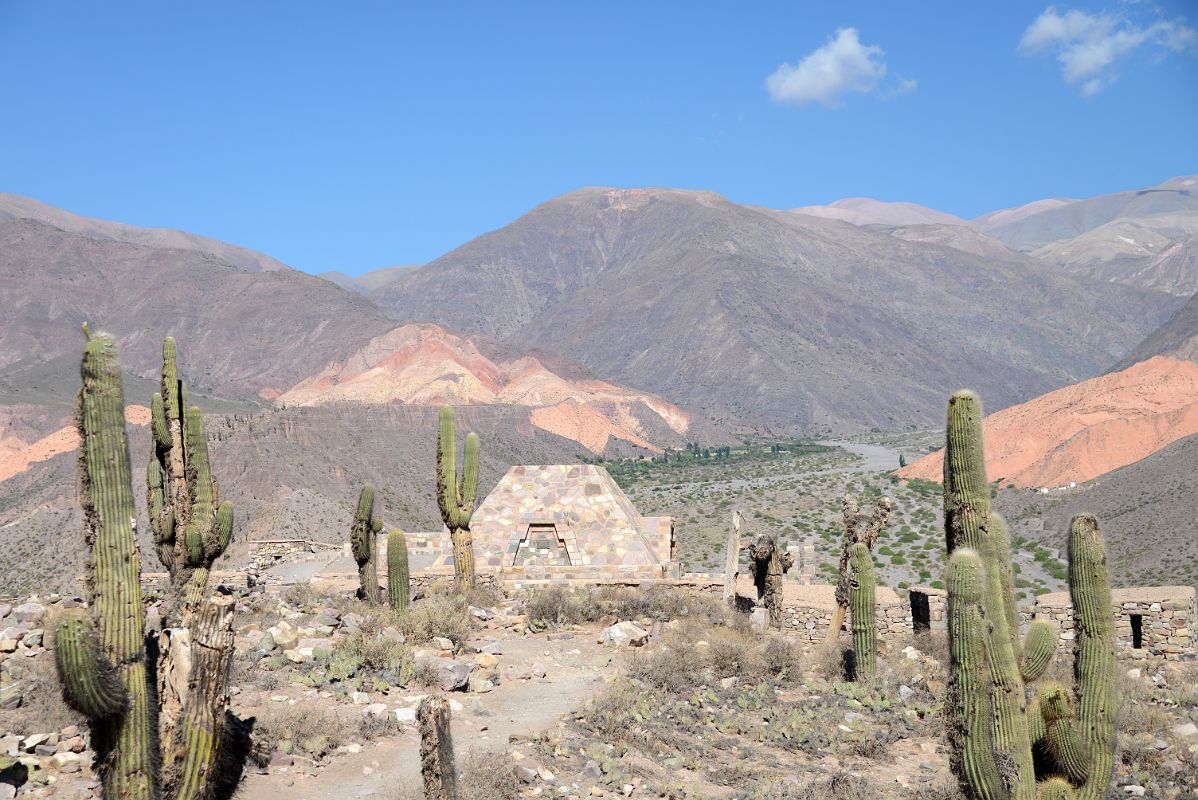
[1027,586,1196,660]
[249,539,340,571]
[909,586,948,632]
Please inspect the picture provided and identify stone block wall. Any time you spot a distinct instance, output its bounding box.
[1026,586,1196,660]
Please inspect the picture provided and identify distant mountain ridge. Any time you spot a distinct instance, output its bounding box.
[0,193,291,273]
[368,186,1178,431]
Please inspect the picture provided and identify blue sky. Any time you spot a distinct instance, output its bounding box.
[1,2,1195,275]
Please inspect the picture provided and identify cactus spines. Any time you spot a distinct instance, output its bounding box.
[76,332,157,799]
[1067,514,1116,800]
[1021,621,1058,683]
[848,542,876,678]
[418,694,458,800]
[149,337,233,616]
[53,612,128,720]
[946,548,1005,799]
[351,486,382,604]
[436,406,479,594]
[1039,684,1091,785]
[388,530,411,611]
[828,493,892,642]
[941,391,1116,800]
[1037,778,1076,800]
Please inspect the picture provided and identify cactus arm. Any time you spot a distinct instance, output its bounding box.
[436,406,459,527]
[77,334,157,799]
[945,548,1005,800]
[460,431,479,520]
[53,612,129,719]
[151,392,170,449]
[1068,514,1116,800]
[1039,683,1091,785]
[212,501,233,558]
[185,407,215,524]
[849,543,876,678]
[387,530,411,611]
[992,514,1022,660]
[1037,778,1076,800]
[1021,621,1057,683]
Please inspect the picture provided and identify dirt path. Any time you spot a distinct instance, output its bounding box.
[238,632,610,800]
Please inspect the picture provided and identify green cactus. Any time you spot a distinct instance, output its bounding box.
[848,542,876,678]
[149,336,234,616]
[350,486,382,604]
[388,530,411,610]
[436,406,479,594]
[57,333,240,800]
[941,391,1116,800]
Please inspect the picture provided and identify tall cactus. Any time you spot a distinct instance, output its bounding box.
[149,336,233,617]
[827,493,892,643]
[848,542,876,678]
[55,331,240,800]
[388,530,411,611]
[436,406,479,594]
[941,390,1115,800]
[351,486,383,604]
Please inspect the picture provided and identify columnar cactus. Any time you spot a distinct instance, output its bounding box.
[942,390,1115,800]
[351,486,383,604]
[388,530,411,611]
[827,493,892,642]
[722,510,743,605]
[436,406,479,594]
[149,336,233,617]
[55,331,239,800]
[417,695,458,800]
[848,542,876,678]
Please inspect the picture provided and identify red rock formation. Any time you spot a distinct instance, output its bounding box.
[898,356,1198,488]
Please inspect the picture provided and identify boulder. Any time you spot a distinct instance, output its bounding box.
[414,655,475,691]
[603,622,649,648]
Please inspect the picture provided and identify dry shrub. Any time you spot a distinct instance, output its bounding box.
[706,626,757,678]
[757,771,872,800]
[256,705,349,760]
[281,582,326,611]
[760,636,800,681]
[523,585,727,628]
[334,609,412,674]
[810,642,847,683]
[396,594,474,644]
[629,641,705,693]
[0,650,83,735]
[386,750,519,800]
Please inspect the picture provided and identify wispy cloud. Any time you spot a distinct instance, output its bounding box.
[766,28,908,108]
[1020,5,1196,95]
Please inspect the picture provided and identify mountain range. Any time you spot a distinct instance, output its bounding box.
[3,174,1198,590]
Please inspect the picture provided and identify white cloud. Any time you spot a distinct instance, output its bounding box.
[1020,6,1196,94]
[766,28,895,107]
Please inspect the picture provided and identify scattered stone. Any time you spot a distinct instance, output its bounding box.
[899,685,915,701]
[1172,722,1198,739]
[603,622,649,648]
[1122,786,1146,796]
[515,766,537,784]
[351,691,370,705]
[546,632,574,641]
[12,603,46,624]
[430,636,454,652]
[414,656,475,691]
[393,707,417,724]
[469,606,494,621]
[476,653,499,669]
[749,608,770,634]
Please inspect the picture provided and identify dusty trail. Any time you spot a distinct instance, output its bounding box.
[238,633,610,800]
